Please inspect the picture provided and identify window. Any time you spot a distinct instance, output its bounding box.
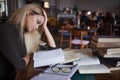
[0,0,8,17]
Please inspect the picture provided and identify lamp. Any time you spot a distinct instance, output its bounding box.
[44,1,49,8]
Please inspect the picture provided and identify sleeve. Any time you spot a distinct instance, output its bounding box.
[39,44,57,50]
[0,27,26,71]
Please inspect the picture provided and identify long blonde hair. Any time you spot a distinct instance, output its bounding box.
[8,4,43,40]
[8,4,44,54]
[24,30,40,54]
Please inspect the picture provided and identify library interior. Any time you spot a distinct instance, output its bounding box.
[0,0,120,80]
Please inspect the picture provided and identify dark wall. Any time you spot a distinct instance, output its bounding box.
[56,0,120,14]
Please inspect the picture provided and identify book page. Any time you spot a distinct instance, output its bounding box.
[61,49,80,63]
[78,64,110,74]
[33,48,64,61]
[73,54,100,66]
[31,73,70,80]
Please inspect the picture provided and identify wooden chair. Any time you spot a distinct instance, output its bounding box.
[82,21,98,41]
[100,22,112,36]
[69,29,90,49]
[88,21,98,36]
[58,23,72,48]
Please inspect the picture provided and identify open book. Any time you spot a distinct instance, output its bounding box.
[62,48,81,63]
[73,49,110,74]
[33,48,65,68]
[33,48,80,68]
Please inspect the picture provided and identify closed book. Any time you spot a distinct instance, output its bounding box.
[96,48,120,58]
[91,40,120,48]
[92,36,120,42]
[104,53,120,58]
[93,51,120,67]
[109,67,120,71]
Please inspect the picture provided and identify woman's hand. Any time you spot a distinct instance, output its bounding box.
[41,8,56,47]
[23,54,30,66]
[42,9,48,27]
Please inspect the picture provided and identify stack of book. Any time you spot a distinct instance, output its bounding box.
[91,35,120,70]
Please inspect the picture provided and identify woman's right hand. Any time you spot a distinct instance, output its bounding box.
[23,54,30,66]
[42,8,48,27]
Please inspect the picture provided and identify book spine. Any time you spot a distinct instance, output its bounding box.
[91,40,120,48]
[92,36,120,42]
[107,48,120,52]
[93,51,120,67]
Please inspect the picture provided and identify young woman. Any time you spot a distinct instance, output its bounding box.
[0,4,56,80]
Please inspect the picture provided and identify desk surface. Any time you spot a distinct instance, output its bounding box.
[16,63,120,80]
[16,49,120,80]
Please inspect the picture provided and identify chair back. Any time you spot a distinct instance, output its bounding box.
[89,21,97,29]
[58,23,72,48]
[100,22,112,36]
[70,29,89,49]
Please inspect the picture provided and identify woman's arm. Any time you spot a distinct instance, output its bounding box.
[42,9,56,47]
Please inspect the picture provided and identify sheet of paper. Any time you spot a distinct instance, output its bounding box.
[73,54,100,66]
[31,73,70,80]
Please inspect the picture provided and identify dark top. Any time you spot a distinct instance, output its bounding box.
[0,22,26,71]
[80,15,90,26]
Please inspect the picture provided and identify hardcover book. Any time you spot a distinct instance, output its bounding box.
[92,36,120,43]
[93,51,120,67]
[91,40,120,48]
[96,48,120,58]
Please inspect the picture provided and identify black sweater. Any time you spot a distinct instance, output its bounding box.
[0,22,26,71]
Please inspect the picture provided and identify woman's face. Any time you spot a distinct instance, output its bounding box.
[25,13,44,32]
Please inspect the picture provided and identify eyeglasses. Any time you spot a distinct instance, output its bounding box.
[50,64,77,73]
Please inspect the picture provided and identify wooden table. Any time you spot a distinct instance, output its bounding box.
[72,27,98,38]
[16,49,120,80]
[95,70,120,80]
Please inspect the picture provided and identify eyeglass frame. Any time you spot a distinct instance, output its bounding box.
[50,64,77,73]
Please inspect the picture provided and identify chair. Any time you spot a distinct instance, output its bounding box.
[58,23,72,48]
[100,22,112,36]
[88,21,98,36]
[47,17,57,31]
[70,29,90,49]
[82,21,97,41]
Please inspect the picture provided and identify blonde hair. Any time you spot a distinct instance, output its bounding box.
[8,4,43,40]
[24,30,40,54]
[8,4,44,53]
